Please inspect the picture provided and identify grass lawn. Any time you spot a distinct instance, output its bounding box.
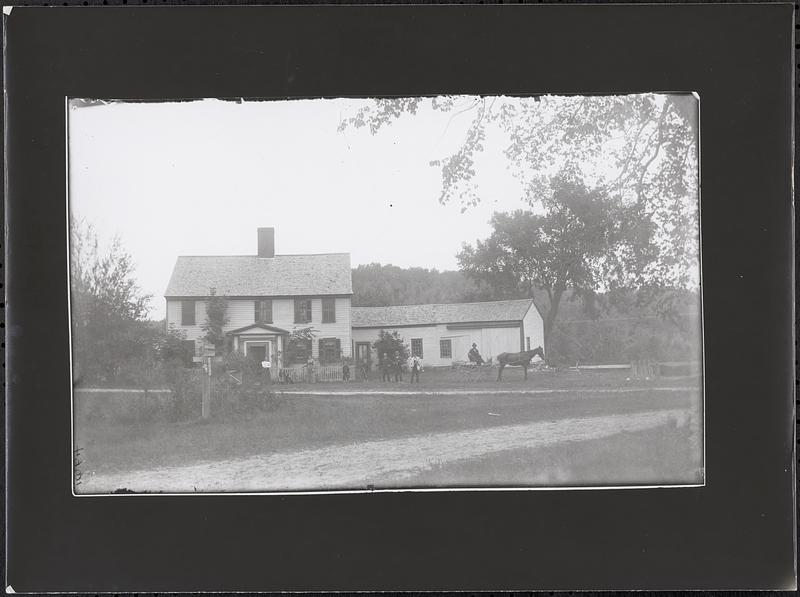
[74,386,700,478]
[281,366,700,392]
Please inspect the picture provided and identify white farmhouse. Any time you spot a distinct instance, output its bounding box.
[164,228,352,367]
[165,228,545,371]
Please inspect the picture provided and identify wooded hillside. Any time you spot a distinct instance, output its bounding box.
[351,263,701,366]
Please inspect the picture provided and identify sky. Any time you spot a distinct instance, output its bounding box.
[68,97,529,320]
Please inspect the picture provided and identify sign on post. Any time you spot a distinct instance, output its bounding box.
[201,355,212,419]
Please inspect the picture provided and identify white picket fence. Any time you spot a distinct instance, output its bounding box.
[277,365,345,383]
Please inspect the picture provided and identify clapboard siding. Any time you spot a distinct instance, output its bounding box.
[352,322,523,368]
[166,297,352,358]
[522,303,545,354]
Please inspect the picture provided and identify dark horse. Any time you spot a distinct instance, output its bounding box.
[496,347,545,381]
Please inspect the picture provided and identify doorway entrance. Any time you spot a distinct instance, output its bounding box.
[244,340,272,363]
[248,344,267,364]
[355,342,372,372]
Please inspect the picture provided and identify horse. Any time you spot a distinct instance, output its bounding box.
[496,347,545,381]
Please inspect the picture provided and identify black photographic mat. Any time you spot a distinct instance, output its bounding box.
[4,4,795,591]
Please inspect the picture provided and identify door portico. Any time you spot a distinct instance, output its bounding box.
[227,323,290,365]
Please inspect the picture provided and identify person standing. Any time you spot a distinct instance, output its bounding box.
[380,352,390,382]
[393,350,403,382]
[410,354,422,384]
[342,362,351,382]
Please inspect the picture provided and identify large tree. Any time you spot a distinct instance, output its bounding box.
[70,220,152,384]
[339,93,699,291]
[458,174,619,356]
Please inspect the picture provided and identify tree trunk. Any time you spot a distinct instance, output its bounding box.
[543,287,564,364]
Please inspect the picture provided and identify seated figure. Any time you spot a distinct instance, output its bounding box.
[467,343,484,365]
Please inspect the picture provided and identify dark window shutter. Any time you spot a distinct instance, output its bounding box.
[266,299,272,323]
[335,338,341,360]
[318,339,325,364]
[254,301,260,323]
[181,300,195,326]
[294,299,301,323]
[322,298,336,323]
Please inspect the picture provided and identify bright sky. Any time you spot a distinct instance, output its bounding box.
[68,97,529,320]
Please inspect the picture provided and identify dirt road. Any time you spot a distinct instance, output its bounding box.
[79,406,695,494]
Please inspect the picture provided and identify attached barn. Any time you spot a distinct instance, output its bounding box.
[351,299,544,370]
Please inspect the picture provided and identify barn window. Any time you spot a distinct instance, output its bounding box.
[294,298,312,323]
[322,298,336,323]
[439,339,452,359]
[180,300,196,326]
[411,338,423,358]
[255,299,273,324]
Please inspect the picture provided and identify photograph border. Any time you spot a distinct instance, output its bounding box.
[5,4,795,592]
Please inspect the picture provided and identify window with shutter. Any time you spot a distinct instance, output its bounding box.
[294,298,312,323]
[255,299,273,324]
[181,300,196,326]
[322,298,336,323]
[411,338,423,358]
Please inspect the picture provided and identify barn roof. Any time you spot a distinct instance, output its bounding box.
[351,299,536,328]
[164,254,352,297]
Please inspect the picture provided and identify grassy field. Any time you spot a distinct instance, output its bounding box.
[74,382,701,483]
[282,366,700,391]
[380,419,704,488]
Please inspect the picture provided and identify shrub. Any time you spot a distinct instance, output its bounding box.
[372,330,410,370]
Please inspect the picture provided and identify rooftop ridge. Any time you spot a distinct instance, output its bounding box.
[176,252,351,258]
[352,298,534,310]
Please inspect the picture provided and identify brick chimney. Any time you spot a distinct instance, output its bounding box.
[257,227,275,258]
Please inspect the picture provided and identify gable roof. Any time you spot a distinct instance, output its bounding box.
[226,323,291,335]
[351,299,536,328]
[164,254,352,297]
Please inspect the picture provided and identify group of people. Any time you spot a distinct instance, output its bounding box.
[378,351,424,383]
[256,343,485,385]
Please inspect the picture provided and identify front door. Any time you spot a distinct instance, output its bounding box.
[248,344,267,365]
[355,342,371,371]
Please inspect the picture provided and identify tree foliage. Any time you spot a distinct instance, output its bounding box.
[202,287,229,352]
[352,263,505,307]
[70,221,154,384]
[372,330,410,367]
[156,323,190,366]
[458,174,620,355]
[284,326,317,365]
[339,93,699,290]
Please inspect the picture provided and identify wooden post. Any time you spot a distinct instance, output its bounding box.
[201,356,212,419]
